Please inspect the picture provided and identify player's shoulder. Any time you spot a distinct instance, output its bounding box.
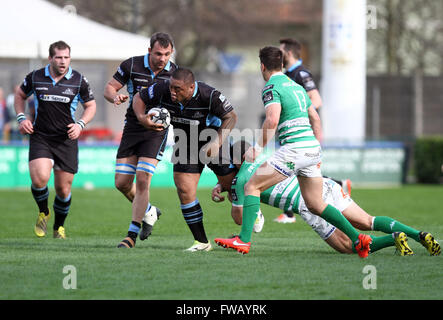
[30,67,46,78]
[69,69,90,84]
[295,64,313,77]
[196,81,217,99]
[263,73,295,92]
[167,61,178,72]
[131,55,145,64]
[144,80,169,99]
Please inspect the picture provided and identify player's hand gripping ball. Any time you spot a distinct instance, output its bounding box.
[147,107,171,129]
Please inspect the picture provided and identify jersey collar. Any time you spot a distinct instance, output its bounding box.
[269,71,285,79]
[144,53,172,74]
[192,81,198,97]
[287,59,303,72]
[44,64,73,83]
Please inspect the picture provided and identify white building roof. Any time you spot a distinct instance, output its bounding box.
[0,0,150,60]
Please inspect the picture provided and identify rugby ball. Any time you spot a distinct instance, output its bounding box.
[147,107,170,129]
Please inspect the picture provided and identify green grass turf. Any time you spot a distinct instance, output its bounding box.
[0,185,442,300]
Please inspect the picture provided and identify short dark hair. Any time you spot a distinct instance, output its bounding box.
[171,67,195,84]
[49,41,71,57]
[259,46,283,72]
[150,32,174,49]
[279,38,302,59]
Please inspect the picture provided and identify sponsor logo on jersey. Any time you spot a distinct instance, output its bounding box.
[39,94,70,103]
[62,88,75,95]
[299,70,310,78]
[148,84,155,98]
[35,87,48,91]
[134,78,149,82]
[117,67,124,76]
[136,86,148,92]
[192,111,205,119]
[262,90,274,103]
[263,84,274,91]
[172,116,200,126]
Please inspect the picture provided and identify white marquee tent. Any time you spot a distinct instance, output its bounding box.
[0,0,150,60]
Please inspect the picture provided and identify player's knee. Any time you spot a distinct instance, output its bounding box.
[54,185,71,199]
[244,180,258,195]
[115,177,132,193]
[362,215,374,231]
[305,202,324,216]
[31,173,50,188]
[135,173,151,192]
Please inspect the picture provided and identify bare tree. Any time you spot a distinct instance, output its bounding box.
[47,0,323,69]
[368,0,443,75]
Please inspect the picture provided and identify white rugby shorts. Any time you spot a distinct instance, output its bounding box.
[296,178,353,240]
[267,144,322,178]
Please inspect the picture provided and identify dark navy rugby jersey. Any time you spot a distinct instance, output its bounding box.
[113,53,177,133]
[20,65,94,139]
[285,60,317,92]
[139,81,234,146]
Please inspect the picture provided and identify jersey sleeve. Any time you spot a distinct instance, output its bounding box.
[79,76,95,103]
[112,58,132,85]
[139,81,166,108]
[262,84,281,108]
[297,70,317,92]
[20,72,34,97]
[208,89,234,119]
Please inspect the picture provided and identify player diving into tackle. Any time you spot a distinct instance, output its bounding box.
[213,141,441,256]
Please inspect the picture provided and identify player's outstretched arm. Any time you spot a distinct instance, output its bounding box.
[104,78,128,106]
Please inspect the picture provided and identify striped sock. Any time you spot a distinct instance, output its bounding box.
[181,199,207,243]
[31,185,49,215]
[127,221,141,241]
[53,193,71,230]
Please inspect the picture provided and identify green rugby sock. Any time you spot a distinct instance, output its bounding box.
[321,204,359,243]
[370,235,395,253]
[373,216,420,242]
[351,235,394,254]
[239,195,260,243]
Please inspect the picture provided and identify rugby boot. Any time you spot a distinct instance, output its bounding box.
[419,232,441,256]
[214,235,251,254]
[35,211,50,237]
[354,234,372,258]
[140,206,162,241]
[253,210,265,233]
[273,213,296,224]
[53,226,66,239]
[117,237,136,248]
[185,240,212,252]
[393,232,414,256]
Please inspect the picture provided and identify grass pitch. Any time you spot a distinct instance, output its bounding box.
[0,185,442,301]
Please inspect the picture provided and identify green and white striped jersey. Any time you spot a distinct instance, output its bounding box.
[231,157,302,214]
[261,72,319,148]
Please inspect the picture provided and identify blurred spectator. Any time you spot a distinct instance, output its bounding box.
[5,86,20,141]
[0,87,7,141]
